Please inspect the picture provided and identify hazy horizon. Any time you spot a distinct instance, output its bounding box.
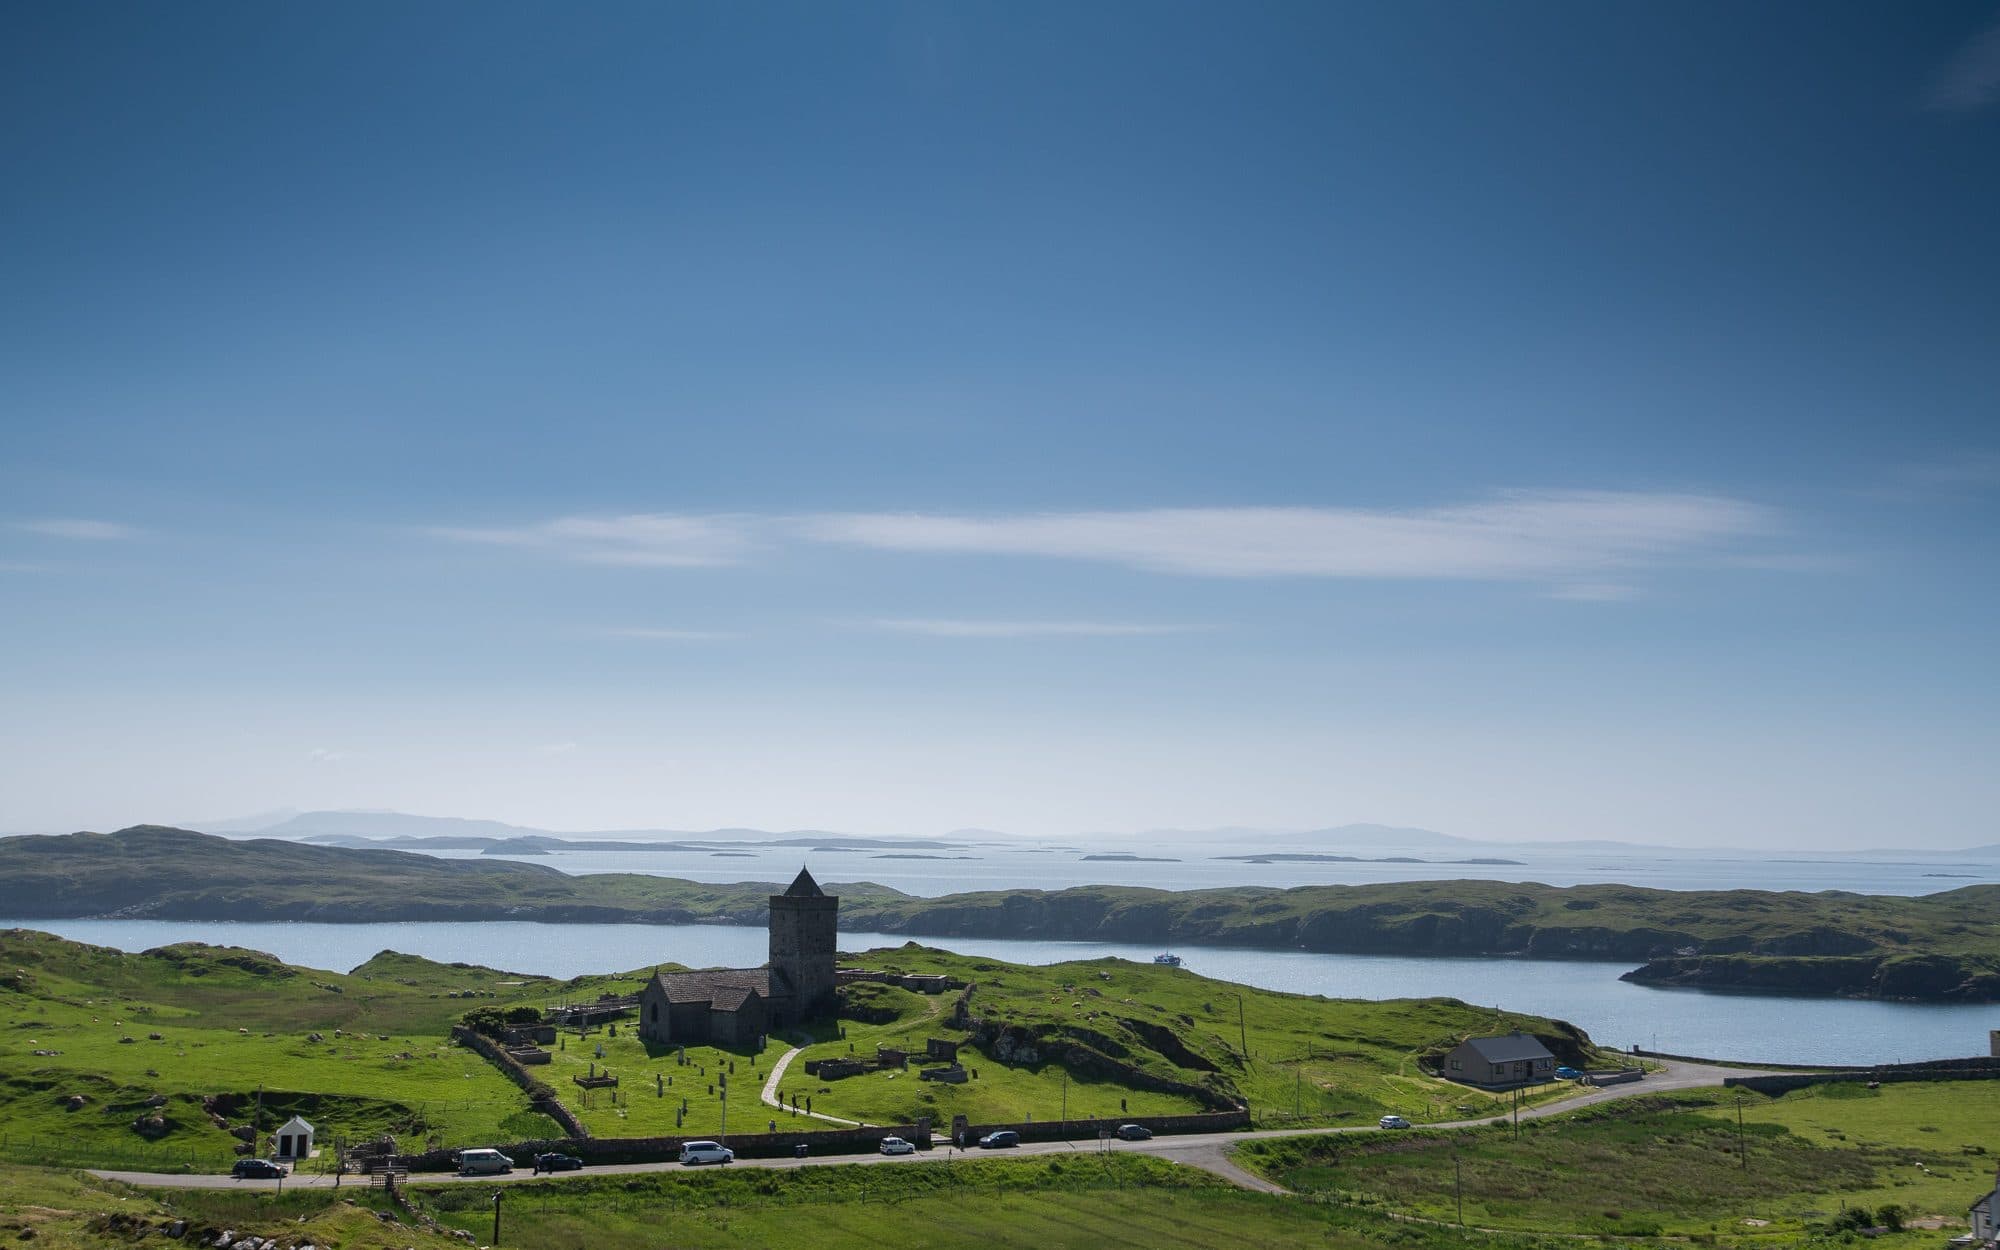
[5,5,1998,851]
[6,805,1992,858]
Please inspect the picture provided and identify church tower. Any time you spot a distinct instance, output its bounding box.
[768,867,838,1022]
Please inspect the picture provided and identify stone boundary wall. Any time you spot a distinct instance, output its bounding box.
[836,969,967,992]
[1635,1047,2000,1076]
[391,1107,1251,1172]
[452,1026,590,1140]
[952,1108,1251,1146]
[395,1122,929,1172]
[1726,1063,2000,1096]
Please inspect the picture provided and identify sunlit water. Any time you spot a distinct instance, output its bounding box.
[11,918,1995,1069]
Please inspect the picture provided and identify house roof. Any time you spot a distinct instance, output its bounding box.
[1458,1033,1555,1064]
[277,1115,314,1134]
[707,983,761,1011]
[651,967,771,1012]
[783,866,826,898]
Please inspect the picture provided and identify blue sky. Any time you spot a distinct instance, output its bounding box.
[3,2,1998,845]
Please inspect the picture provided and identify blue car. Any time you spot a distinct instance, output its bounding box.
[1555,1066,1582,1080]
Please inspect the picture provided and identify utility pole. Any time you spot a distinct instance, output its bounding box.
[719,1072,728,1142]
[1736,1093,1746,1170]
[1294,1064,1302,1119]
[1455,1155,1464,1228]
[1234,993,1248,1059]
[491,1190,502,1247]
[1061,1071,1068,1122]
[1511,1087,1520,1140]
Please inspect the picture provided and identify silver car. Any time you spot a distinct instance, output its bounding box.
[679,1140,734,1165]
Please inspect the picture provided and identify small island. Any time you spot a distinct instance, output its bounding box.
[1213,852,1526,866]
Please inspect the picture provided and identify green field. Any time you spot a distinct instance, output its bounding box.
[539,1027,794,1138]
[407,1154,1415,1250]
[791,944,1602,1130]
[0,930,568,1170]
[1236,1080,2000,1245]
[0,1154,1581,1250]
[3,926,1613,1172]
[0,1162,463,1250]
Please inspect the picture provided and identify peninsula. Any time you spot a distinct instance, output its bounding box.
[4,826,1998,1001]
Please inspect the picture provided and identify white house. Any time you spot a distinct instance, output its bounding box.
[273,1115,315,1160]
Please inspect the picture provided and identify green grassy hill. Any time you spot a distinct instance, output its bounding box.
[1237,1078,2000,1247]
[0,825,908,923]
[793,944,1599,1129]
[0,928,1607,1169]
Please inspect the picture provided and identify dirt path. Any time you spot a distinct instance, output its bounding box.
[759,1045,860,1126]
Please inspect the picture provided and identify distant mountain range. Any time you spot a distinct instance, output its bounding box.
[161,808,2000,859]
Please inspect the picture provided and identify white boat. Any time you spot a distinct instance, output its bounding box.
[1152,952,1182,967]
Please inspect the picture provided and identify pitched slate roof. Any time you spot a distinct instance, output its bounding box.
[652,968,771,1012]
[783,866,825,897]
[707,983,762,1011]
[1459,1033,1555,1064]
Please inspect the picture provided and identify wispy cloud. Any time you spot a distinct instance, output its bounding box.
[803,492,1775,581]
[1928,17,2000,112]
[865,618,1212,638]
[1546,582,1643,603]
[15,518,142,541]
[585,626,742,641]
[305,747,349,763]
[436,491,1781,590]
[434,514,761,567]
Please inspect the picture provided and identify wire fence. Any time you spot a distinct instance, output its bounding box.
[0,1134,236,1172]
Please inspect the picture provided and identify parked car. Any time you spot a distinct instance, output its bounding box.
[977,1130,1020,1149]
[1115,1124,1153,1141]
[230,1158,288,1179]
[534,1152,585,1172]
[1555,1066,1582,1080]
[878,1136,916,1155]
[679,1140,734,1165]
[458,1148,514,1175]
[1377,1115,1412,1130]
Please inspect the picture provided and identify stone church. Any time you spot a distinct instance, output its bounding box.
[636,867,838,1049]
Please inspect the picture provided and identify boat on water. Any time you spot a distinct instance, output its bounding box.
[1152,952,1182,967]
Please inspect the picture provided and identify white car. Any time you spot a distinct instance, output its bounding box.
[679,1140,734,1165]
[457,1148,514,1175]
[1378,1115,1412,1130]
[878,1136,916,1155]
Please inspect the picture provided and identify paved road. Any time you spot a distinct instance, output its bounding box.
[92,1059,1772,1196]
